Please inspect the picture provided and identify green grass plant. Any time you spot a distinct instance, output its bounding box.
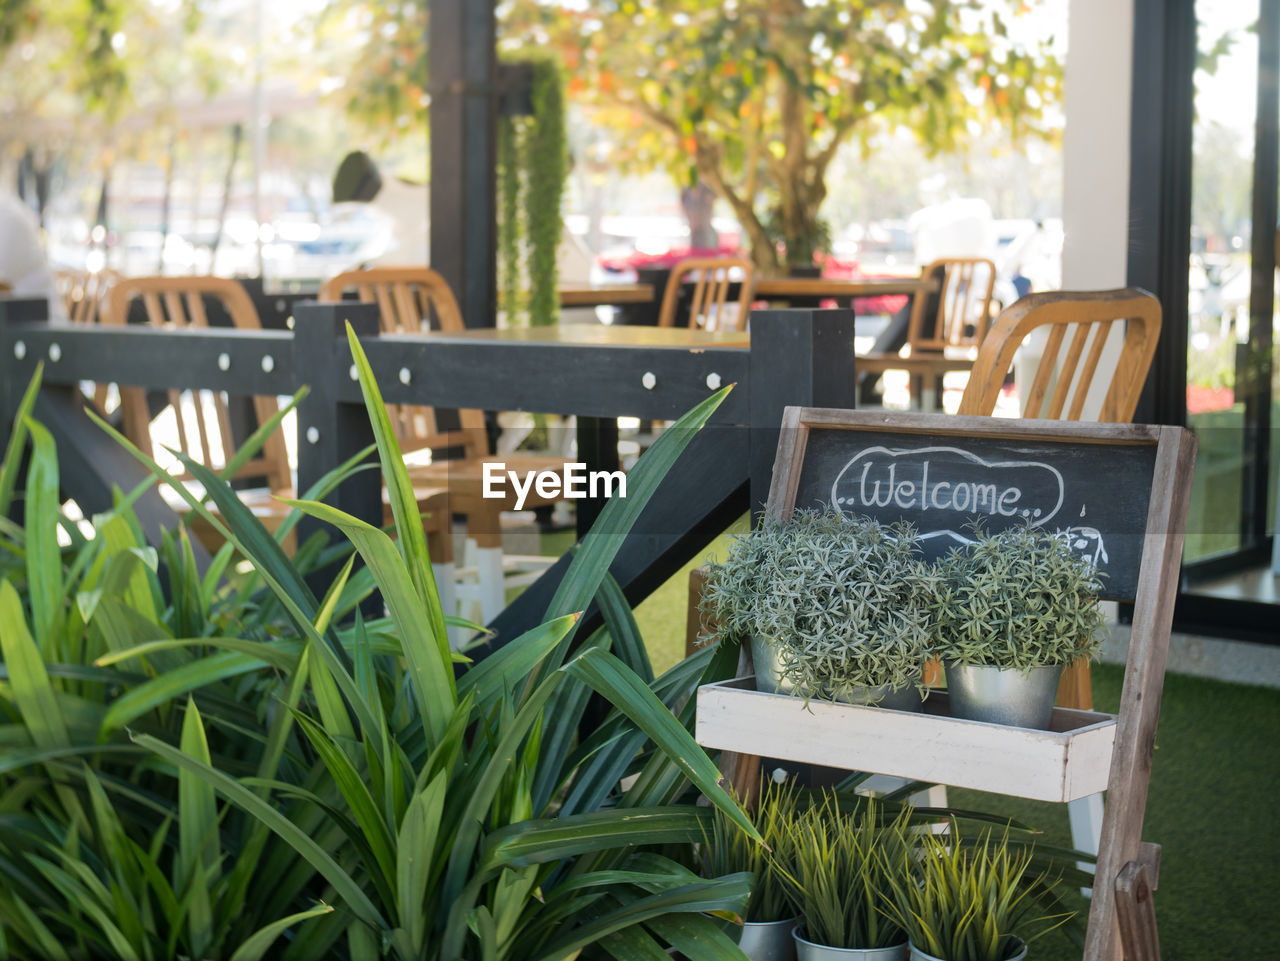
[0,344,766,958]
[779,792,913,950]
[880,820,1073,960]
[699,776,802,923]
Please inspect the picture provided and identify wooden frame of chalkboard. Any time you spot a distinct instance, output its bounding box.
[698,406,1197,961]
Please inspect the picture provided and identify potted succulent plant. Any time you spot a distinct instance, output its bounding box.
[931,524,1106,729]
[702,508,936,710]
[778,793,913,960]
[880,821,1075,961]
[700,778,802,960]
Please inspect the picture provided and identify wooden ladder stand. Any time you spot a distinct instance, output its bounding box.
[695,407,1197,961]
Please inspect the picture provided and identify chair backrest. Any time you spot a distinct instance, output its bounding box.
[57,268,117,326]
[657,256,754,332]
[906,257,997,353]
[319,266,487,460]
[106,275,292,492]
[957,287,1162,423]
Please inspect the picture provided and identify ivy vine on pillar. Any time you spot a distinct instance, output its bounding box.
[498,57,567,327]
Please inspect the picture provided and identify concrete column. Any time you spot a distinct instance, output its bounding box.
[1020,0,1136,419]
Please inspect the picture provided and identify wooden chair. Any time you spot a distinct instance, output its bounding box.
[858,257,997,409]
[107,276,452,572]
[58,268,118,412]
[657,256,755,332]
[320,266,566,624]
[58,267,117,326]
[957,286,1161,425]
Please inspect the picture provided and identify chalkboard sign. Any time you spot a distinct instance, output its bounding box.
[769,409,1164,601]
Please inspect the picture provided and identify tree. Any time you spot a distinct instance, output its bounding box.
[503,0,1062,272]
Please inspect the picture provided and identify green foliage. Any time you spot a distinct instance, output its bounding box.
[699,776,802,923]
[0,373,377,960]
[932,525,1105,671]
[763,210,832,269]
[702,508,935,700]
[326,0,429,137]
[779,793,913,951]
[504,0,1062,270]
[0,348,756,958]
[880,820,1074,961]
[498,57,568,328]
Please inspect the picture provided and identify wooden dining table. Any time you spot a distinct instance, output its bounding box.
[557,283,654,308]
[752,275,937,301]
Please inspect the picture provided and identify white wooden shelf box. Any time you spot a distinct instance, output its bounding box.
[696,676,1118,804]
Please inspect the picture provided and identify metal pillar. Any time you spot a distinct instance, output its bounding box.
[429,0,497,329]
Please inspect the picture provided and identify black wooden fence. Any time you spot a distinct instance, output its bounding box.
[0,295,856,648]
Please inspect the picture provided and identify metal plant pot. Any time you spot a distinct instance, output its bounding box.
[751,635,795,695]
[736,918,800,960]
[944,662,1064,730]
[908,937,1026,961]
[828,681,924,713]
[752,637,921,712]
[793,927,908,960]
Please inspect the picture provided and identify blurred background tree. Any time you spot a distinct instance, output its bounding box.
[501,0,1063,272]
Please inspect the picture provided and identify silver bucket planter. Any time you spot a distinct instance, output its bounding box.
[829,681,924,713]
[752,637,922,713]
[794,927,908,960]
[736,918,799,960]
[908,937,1025,961]
[751,635,795,695]
[944,662,1063,730]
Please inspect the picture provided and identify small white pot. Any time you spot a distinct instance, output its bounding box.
[793,927,908,960]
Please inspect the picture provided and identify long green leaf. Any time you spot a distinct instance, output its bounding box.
[597,573,653,684]
[219,386,309,481]
[396,771,446,956]
[644,911,755,961]
[344,323,449,665]
[545,385,731,638]
[98,647,295,735]
[561,647,759,844]
[86,409,378,735]
[228,904,334,961]
[0,580,69,749]
[457,616,583,710]
[22,418,62,651]
[0,364,42,516]
[483,808,712,869]
[282,496,456,744]
[532,875,752,961]
[292,711,397,899]
[178,700,218,960]
[131,731,387,930]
